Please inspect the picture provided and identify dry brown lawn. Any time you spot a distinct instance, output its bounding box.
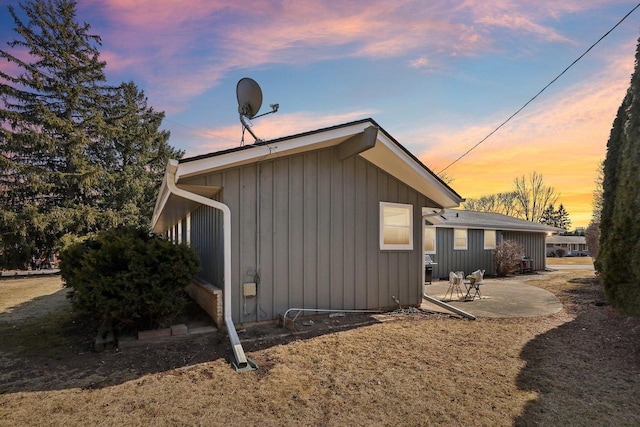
[1,270,639,426]
[545,256,594,266]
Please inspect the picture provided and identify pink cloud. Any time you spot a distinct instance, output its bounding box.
[84,0,596,111]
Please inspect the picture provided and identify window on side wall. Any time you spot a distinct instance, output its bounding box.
[484,230,496,250]
[454,228,467,250]
[380,202,413,250]
[424,227,436,254]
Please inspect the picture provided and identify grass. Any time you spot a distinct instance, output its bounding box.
[1,270,638,426]
[545,256,594,266]
[0,311,78,359]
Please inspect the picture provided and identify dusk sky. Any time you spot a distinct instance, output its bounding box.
[2,1,640,227]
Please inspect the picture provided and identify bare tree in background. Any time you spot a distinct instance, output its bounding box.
[462,191,518,216]
[513,171,558,222]
[591,161,604,223]
[585,161,604,260]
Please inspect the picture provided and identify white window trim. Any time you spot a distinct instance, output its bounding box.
[454,228,468,250]
[380,201,414,250]
[484,229,496,250]
[424,226,436,254]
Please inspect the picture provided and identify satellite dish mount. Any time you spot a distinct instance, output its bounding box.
[237,78,279,145]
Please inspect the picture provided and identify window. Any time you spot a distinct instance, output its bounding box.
[454,228,467,250]
[424,227,436,254]
[380,202,413,250]
[484,230,496,250]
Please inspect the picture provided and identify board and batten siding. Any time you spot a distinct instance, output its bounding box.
[500,231,547,271]
[429,228,496,279]
[190,199,224,289]
[428,227,548,279]
[182,146,433,324]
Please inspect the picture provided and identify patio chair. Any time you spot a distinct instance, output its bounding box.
[444,271,464,301]
[465,269,485,300]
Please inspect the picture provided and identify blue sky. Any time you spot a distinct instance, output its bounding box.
[2,0,639,227]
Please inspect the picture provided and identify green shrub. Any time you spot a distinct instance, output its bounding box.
[60,226,200,330]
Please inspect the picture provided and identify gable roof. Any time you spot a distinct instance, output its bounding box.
[153,119,463,231]
[177,118,461,204]
[425,209,563,234]
[546,235,586,244]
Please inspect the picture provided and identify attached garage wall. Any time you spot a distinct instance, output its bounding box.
[183,146,433,324]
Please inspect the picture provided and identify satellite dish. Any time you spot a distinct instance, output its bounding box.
[237,78,263,119]
[236,78,279,145]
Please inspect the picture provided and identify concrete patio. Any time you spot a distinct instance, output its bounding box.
[421,274,563,318]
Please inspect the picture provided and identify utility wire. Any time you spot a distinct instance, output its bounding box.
[438,3,640,174]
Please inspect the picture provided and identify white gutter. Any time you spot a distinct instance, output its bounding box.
[163,159,250,370]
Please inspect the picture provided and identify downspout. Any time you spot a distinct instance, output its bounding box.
[164,159,254,371]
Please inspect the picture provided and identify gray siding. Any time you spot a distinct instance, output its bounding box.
[429,227,548,279]
[500,231,547,271]
[183,146,432,324]
[190,196,224,286]
[430,228,496,279]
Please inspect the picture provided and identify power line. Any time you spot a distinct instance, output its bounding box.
[438,3,640,174]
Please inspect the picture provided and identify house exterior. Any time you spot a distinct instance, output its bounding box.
[152,119,463,326]
[546,235,589,257]
[424,209,561,279]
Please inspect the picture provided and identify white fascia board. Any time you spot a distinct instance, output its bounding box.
[360,133,462,208]
[176,121,373,181]
[430,223,553,233]
[151,173,171,231]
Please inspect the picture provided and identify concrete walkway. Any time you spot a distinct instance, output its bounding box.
[0,268,60,279]
[421,275,562,318]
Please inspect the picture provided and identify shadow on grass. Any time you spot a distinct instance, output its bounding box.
[0,290,385,394]
[514,276,640,426]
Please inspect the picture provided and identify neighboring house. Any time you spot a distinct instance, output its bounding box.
[424,209,562,279]
[546,235,589,257]
[152,119,463,326]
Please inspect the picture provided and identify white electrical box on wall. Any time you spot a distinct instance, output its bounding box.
[243,282,257,297]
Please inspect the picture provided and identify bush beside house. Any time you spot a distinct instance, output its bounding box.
[60,226,200,332]
[493,240,524,277]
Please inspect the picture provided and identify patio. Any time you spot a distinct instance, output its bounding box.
[422,273,563,318]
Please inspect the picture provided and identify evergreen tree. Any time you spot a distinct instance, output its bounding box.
[598,36,640,315]
[556,204,571,231]
[540,204,556,226]
[0,1,180,268]
[1,0,110,267]
[102,82,182,228]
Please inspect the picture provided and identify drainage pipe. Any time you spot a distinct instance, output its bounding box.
[420,208,475,319]
[422,293,476,320]
[164,159,249,369]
